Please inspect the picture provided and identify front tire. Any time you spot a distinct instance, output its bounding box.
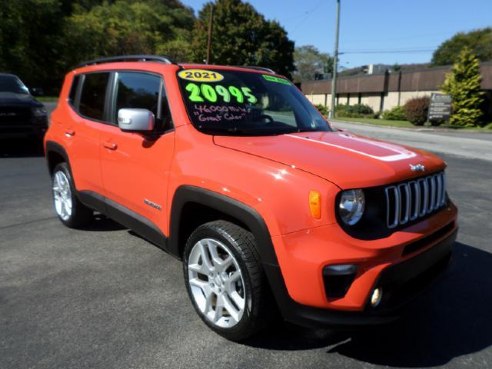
[52,163,93,228]
[183,221,270,341]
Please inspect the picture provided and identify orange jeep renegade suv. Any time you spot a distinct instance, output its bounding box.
[45,55,458,341]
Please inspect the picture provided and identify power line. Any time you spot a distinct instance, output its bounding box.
[341,48,435,54]
[290,0,324,31]
[343,31,453,44]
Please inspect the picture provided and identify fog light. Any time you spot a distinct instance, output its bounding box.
[370,287,383,307]
[323,264,357,299]
[325,264,357,275]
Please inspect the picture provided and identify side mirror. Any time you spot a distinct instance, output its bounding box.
[117,108,155,132]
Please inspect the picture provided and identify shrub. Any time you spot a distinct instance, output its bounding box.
[315,104,329,117]
[404,97,430,126]
[429,118,445,127]
[382,106,406,121]
[335,104,374,118]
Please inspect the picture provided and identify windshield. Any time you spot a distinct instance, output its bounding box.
[177,69,332,136]
[0,75,30,94]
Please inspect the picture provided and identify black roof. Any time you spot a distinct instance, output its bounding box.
[76,55,175,68]
[74,55,276,74]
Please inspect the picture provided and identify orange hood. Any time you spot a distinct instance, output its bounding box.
[213,131,445,189]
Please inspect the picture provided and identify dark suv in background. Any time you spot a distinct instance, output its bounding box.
[0,73,48,141]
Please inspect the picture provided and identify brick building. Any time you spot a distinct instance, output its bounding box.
[301,62,492,117]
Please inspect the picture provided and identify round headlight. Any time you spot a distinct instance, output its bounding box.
[338,189,365,225]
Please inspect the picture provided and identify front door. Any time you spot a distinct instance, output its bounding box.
[99,71,175,233]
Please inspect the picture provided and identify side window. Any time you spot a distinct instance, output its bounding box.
[68,75,80,107]
[79,73,110,121]
[160,86,172,131]
[114,72,172,131]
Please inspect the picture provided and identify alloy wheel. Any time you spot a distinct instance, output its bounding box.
[187,238,246,329]
[53,170,72,221]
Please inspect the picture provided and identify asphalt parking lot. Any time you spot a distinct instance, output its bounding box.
[1,125,491,369]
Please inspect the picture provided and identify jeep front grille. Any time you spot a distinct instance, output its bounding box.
[385,172,446,229]
[0,106,31,125]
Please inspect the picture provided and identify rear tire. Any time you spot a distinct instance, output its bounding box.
[183,220,271,341]
[52,163,93,228]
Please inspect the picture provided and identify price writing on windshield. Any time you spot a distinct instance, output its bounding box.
[185,83,258,104]
[178,69,224,82]
[262,74,292,85]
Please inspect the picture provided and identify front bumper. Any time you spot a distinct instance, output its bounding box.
[0,109,48,139]
[266,203,457,327]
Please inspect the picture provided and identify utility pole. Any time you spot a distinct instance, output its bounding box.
[329,0,340,119]
[206,5,215,64]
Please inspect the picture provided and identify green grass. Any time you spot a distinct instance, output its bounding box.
[333,117,492,131]
[438,124,492,131]
[333,117,414,128]
[37,96,58,103]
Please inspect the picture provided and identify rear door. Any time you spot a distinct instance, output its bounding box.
[61,72,110,196]
[99,71,175,233]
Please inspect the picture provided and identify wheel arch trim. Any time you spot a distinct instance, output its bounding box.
[169,185,279,267]
[45,141,70,175]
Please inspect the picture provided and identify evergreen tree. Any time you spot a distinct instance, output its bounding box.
[441,47,484,127]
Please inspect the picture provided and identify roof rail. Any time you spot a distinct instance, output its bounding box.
[240,66,276,74]
[76,55,175,68]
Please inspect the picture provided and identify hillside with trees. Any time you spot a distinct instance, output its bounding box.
[61,1,195,67]
[432,27,492,65]
[0,0,295,93]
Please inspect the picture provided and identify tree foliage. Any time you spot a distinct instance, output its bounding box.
[0,0,194,92]
[0,0,296,92]
[432,28,492,66]
[61,0,195,68]
[191,0,295,78]
[293,45,333,83]
[441,47,485,127]
[0,0,65,89]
